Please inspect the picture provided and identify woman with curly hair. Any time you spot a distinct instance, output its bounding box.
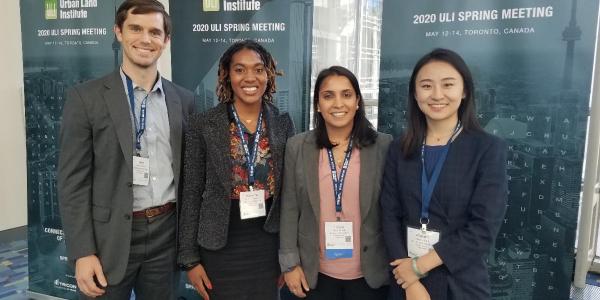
[178,39,295,300]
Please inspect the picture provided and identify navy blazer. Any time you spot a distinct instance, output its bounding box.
[380,130,507,300]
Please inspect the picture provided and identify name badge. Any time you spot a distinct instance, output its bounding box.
[239,189,266,219]
[132,156,150,186]
[407,226,440,258]
[325,221,353,259]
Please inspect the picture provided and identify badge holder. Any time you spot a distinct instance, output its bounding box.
[407,217,440,258]
[325,212,353,259]
[133,152,150,186]
[239,185,266,219]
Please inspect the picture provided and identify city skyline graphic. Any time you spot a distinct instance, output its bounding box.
[21,0,123,298]
[378,0,598,299]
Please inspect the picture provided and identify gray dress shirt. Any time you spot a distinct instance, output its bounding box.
[120,69,175,211]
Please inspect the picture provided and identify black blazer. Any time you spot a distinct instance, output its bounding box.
[178,102,295,266]
[381,130,507,300]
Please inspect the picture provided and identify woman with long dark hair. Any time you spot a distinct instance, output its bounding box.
[380,49,507,299]
[280,66,391,300]
[178,40,295,300]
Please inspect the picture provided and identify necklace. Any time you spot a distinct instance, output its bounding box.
[429,131,454,143]
[333,140,349,167]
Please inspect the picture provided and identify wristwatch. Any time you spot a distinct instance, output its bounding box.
[283,265,297,273]
[180,261,200,271]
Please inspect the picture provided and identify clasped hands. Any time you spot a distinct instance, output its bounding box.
[390,258,431,300]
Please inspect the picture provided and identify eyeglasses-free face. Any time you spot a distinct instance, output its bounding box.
[229,48,268,107]
[115,10,169,71]
[317,75,360,134]
[414,60,465,126]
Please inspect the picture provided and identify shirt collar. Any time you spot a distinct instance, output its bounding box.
[119,67,163,94]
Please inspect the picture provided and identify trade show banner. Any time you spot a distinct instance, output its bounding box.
[169,0,313,131]
[20,0,122,298]
[169,1,313,297]
[378,0,598,299]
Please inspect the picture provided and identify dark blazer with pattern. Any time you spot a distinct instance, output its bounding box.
[381,130,508,300]
[279,130,392,289]
[178,102,295,266]
[57,70,195,285]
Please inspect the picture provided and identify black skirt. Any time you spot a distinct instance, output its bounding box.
[200,199,279,300]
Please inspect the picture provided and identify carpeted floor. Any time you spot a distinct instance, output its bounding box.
[0,239,28,299]
[2,228,600,300]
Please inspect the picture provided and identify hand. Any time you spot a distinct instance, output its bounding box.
[390,258,419,289]
[277,274,285,289]
[75,255,107,298]
[405,281,431,300]
[187,264,213,300]
[284,265,310,298]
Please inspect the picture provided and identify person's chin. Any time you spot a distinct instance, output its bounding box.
[237,97,262,105]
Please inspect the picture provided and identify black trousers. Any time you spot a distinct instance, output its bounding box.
[304,273,389,300]
[81,210,177,300]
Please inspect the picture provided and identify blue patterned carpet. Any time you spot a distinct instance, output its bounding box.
[0,239,28,299]
[1,234,600,300]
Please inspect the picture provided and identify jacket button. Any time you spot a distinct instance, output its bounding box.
[127,182,133,187]
[124,214,131,220]
[363,246,368,252]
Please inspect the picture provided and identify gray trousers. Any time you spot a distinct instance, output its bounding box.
[81,210,177,300]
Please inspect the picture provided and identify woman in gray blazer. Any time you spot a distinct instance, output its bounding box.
[178,40,295,300]
[279,66,391,300]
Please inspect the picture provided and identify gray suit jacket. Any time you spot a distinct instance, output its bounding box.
[177,102,295,266]
[279,130,392,289]
[57,70,195,284]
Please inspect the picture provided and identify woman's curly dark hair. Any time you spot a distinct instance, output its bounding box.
[216,39,282,103]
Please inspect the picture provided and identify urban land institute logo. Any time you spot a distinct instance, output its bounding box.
[45,0,58,20]
[203,0,261,12]
[203,0,219,11]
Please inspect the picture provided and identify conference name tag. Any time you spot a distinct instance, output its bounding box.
[132,156,150,186]
[407,226,440,258]
[239,189,266,219]
[325,221,353,259]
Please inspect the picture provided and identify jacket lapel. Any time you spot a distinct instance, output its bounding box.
[359,143,377,223]
[206,103,233,194]
[103,70,133,173]
[303,133,321,220]
[163,81,183,189]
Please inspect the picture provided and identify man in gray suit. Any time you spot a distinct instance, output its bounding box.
[57,0,195,298]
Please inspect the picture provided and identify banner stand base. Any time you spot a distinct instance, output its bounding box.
[27,290,67,300]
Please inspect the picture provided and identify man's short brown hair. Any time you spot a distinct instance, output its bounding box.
[115,0,172,37]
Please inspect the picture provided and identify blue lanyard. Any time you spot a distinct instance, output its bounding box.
[125,75,149,154]
[231,105,264,189]
[326,138,354,217]
[420,122,461,228]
